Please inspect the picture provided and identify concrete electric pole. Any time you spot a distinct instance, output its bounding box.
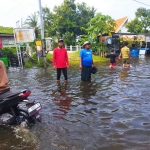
[38,0,46,68]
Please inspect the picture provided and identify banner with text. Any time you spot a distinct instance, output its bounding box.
[14,28,35,43]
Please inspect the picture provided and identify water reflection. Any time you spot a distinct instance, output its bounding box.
[80,82,97,99]
[3,57,150,149]
[119,69,128,81]
[52,85,72,119]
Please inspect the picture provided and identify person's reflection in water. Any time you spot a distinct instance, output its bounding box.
[119,69,128,81]
[80,82,97,100]
[52,85,72,119]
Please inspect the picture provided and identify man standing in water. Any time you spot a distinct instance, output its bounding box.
[53,39,69,84]
[80,41,94,82]
[119,42,131,68]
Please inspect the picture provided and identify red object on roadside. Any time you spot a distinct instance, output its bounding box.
[0,38,2,48]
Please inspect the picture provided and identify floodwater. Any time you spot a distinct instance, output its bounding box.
[1,57,150,150]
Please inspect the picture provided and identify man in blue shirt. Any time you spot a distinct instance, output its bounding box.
[80,41,94,81]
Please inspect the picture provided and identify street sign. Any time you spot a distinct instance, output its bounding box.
[14,28,35,43]
[36,40,43,57]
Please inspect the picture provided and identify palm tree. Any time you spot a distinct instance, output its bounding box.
[24,12,39,38]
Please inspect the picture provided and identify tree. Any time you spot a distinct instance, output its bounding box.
[126,18,142,33]
[44,0,96,45]
[86,13,116,57]
[76,2,96,35]
[42,7,55,37]
[63,31,75,45]
[53,0,77,40]
[86,13,116,41]
[136,8,150,33]
[126,8,150,33]
[24,12,39,38]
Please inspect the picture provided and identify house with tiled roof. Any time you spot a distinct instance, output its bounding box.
[114,16,129,33]
[0,26,14,47]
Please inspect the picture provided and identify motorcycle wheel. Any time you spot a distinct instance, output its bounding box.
[17,109,36,125]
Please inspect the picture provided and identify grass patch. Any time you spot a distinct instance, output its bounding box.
[24,51,108,68]
[69,51,108,65]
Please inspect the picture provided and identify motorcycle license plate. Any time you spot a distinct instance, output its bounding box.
[28,103,41,116]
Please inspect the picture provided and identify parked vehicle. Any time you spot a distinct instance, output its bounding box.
[0,89,41,126]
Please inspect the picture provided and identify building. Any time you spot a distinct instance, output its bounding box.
[114,16,129,33]
[0,26,15,47]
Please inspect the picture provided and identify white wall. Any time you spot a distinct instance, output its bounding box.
[118,20,129,33]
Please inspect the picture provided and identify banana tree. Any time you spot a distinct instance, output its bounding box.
[86,13,116,56]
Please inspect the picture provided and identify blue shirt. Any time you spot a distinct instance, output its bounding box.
[80,49,93,66]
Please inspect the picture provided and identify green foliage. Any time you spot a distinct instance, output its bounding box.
[36,59,45,67]
[86,13,116,41]
[46,53,52,62]
[24,60,33,68]
[63,32,75,45]
[97,42,107,51]
[24,12,39,38]
[126,7,150,33]
[25,0,116,48]
[49,0,95,44]
[26,0,96,45]
[24,53,53,68]
[51,42,58,50]
[0,26,13,34]
[90,42,98,51]
[126,18,142,33]
[42,7,54,37]
[1,47,16,58]
[75,2,95,36]
[77,35,89,46]
[136,8,150,32]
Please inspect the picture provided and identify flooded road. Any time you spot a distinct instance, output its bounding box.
[1,57,150,150]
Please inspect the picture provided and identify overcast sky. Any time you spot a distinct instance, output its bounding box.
[0,0,150,27]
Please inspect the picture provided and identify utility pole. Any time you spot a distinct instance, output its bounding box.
[38,0,46,68]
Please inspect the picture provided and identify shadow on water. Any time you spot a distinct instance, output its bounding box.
[2,57,150,149]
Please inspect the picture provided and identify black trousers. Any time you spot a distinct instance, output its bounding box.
[81,66,92,81]
[57,68,68,80]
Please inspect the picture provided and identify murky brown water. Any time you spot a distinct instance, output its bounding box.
[1,57,150,150]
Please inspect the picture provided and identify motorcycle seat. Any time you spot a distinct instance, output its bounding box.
[0,90,21,101]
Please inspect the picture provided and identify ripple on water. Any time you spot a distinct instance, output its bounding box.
[4,58,150,149]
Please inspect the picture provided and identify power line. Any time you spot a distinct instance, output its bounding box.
[133,0,150,7]
[0,0,26,19]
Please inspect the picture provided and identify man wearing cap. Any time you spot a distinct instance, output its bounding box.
[53,39,69,84]
[80,41,94,82]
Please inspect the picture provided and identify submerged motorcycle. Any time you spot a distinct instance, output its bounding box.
[0,89,42,125]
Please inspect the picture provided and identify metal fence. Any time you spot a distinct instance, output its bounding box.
[65,45,82,51]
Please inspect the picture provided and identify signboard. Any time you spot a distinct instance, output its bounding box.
[36,40,43,57]
[36,40,42,46]
[106,37,112,44]
[14,28,35,43]
[146,36,150,42]
[0,38,2,48]
[45,38,52,51]
[102,36,112,44]
[119,35,145,42]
